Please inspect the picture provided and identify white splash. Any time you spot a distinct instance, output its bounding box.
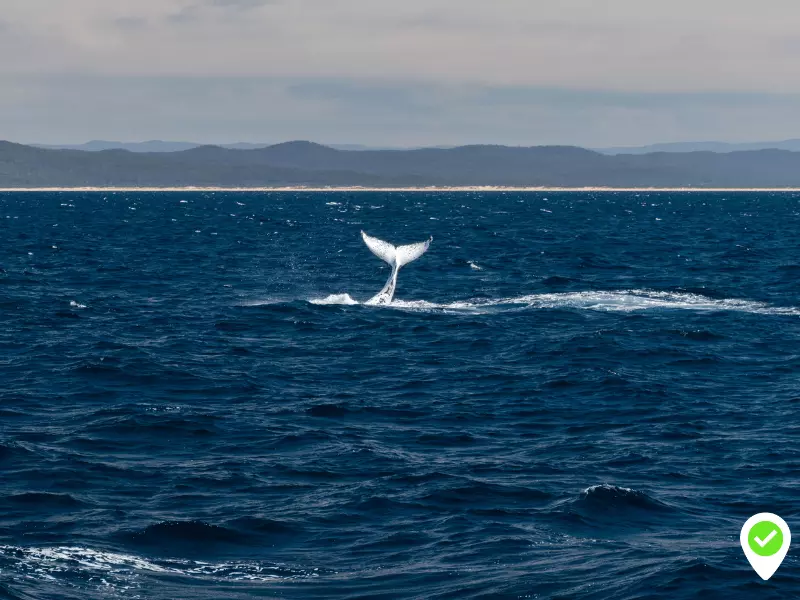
[310,293,359,305]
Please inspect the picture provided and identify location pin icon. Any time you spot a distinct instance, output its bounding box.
[741,513,791,580]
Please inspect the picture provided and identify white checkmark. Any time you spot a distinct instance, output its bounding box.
[755,529,778,548]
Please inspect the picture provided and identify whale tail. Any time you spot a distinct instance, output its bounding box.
[361,231,432,268]
[361,231,432,304]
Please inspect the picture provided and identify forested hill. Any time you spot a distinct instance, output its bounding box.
[3,140,800,187]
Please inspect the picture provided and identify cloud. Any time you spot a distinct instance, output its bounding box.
[209,0,277,10]
[2,74,799,147]
[3,0,800,92]
[166,0,275,23]
[165,6,200,25]
[1,1,800,145]
[113,16,148,30]
[287,80,440,116]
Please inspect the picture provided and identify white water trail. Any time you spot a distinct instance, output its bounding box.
[307,290,800,316]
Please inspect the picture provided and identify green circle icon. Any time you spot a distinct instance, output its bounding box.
[748,520,784,557]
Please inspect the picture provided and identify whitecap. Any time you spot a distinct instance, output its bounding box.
[0,544,315,593]
[582,484,635,495]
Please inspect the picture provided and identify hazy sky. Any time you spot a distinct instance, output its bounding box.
[1,0,799,146]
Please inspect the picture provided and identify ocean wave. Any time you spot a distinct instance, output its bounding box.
[225,517,301,535]
[306,403,350,418]
[574,484,673,513]
[3,492,85,508]
[0,442,33,462]
[421,481,553,507]
[0,545,317,594]
[543,484,677,531]
[123,520,247,548]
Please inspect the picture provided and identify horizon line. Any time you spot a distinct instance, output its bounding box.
[3,186,800,193]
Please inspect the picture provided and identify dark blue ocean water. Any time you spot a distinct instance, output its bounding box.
[1,191,800,599]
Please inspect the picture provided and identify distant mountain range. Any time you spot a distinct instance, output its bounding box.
[596,139,800,155]
[4,140,800,188]
[35,138,800,155]
[34,140,425,153]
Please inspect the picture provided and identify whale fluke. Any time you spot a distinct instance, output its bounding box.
[361,231,432,305]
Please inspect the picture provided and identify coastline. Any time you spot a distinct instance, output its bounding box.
[2,186,800,193]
